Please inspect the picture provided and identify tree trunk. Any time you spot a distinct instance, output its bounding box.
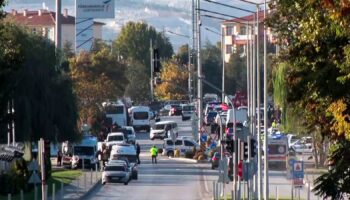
[312,131,319,169]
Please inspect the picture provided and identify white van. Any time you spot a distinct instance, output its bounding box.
[129,106,151,132]
[150,121,178,140]
[162,137,199,157]
[226,107,248,127]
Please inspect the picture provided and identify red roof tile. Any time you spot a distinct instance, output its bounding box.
[224,10,266,23]
[6,9,105,26]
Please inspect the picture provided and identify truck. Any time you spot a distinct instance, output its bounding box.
[62,135,98,169]
[128,106,151,132]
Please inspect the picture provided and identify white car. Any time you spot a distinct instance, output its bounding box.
[150,121,178,140]
[162,137,199,157]
[105,132,126,149]
[290,138,313,154]
[102,163,131,185]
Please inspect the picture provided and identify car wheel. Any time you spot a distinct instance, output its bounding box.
[124,182,128,185]
[134,173,138,180]
[102,181,106,185]
[150,137,154,140]
[167,151,174,157]
[211,164,215,169]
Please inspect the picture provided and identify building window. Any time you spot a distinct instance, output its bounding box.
[226,26,233,36]
[226,44,232,54]
[239,26,247,35]
[32,28,37,35]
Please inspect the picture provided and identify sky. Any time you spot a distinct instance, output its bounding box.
[4,0,263,51]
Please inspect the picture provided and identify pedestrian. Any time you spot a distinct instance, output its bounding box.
[57,150,62,166]
[150,145,158,164]
[136,143,141,164]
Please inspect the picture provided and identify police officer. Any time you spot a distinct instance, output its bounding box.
[150,145,158,164]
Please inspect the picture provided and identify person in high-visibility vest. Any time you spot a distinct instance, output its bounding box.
[150,145,158,164]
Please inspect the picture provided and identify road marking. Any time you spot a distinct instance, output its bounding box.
[203,169,209,193]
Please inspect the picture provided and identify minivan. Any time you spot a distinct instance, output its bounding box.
[162,137,199,157]
[150,121,178,140]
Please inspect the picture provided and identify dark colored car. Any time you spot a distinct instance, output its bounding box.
[204,111,217,125]
[170,105,182,116]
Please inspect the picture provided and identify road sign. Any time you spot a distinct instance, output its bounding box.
[28,171,41,184]
[28,159,39,171]
[292,160,304,179]
[293,178,304,188]
[243,161,256,181]
[218,158,230,183]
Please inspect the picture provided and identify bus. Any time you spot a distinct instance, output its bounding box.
[102,101,128,127]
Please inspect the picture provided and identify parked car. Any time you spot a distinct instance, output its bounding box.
[162,137,199,157]
[181,104,196,121]
[108,158,138,180]
[290,137,313,155]
[169,105,182,116]
[101,163,131,185]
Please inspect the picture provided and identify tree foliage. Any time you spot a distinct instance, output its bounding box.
[113,22,173,69]
[201,41,222,95]
[0,22,79,143]
[225,52,247,95]
[124,61,151,103]
[267,0,350,198]
[69,48,127,124]
[155,59,189,100]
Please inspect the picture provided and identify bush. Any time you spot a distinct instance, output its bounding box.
[0,158,31,195]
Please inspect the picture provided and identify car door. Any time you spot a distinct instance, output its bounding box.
[184,140,195,153]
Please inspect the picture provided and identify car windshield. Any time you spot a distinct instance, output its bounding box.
[125,129,133,135]
[183,106,195,111]
[104,165,126,171]
[73,146,94,156]
[134,112,148,120]
[154,124,165,130]
[104,105,124,114]
[108,135,124,141]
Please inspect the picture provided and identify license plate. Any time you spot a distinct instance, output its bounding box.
[111,177,120,180]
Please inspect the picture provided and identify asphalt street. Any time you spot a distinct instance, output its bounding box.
[85,116,322,200]
[85,116,218,200]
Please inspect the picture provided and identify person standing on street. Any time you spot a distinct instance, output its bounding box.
[136,143,141,164]
[150,145,158,164]
[57,150,62,166]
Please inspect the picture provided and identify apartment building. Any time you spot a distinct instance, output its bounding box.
[6,8,104,49]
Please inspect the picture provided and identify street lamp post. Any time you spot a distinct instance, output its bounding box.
[196,0,203,146]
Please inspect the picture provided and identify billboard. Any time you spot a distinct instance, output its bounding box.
[75,18,94,52]
[76,0,115,18]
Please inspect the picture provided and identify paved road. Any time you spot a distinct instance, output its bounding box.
[85,116,322,200]
[85,116,217,200]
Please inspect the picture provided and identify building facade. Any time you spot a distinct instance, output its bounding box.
[221,11,274,63]
[6,9,104,50]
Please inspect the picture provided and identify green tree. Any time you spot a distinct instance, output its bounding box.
[113,22,173,71]
[124,61,151,103]
[225,52,247,95]
[202,41,222,95]
[69,48,127,126]
[155,59,189,100]
[267,0,350,198]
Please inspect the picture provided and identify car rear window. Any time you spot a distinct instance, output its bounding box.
[104,165,126,171]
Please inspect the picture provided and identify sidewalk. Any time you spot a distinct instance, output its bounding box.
[49,158,102,200]
[48,169,101,200]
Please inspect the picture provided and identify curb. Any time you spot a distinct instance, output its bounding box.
[169,157,210,164]
[79,177,102,200]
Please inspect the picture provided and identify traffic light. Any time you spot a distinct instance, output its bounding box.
[153,48,161,73]
[243,141,248,160]
[250,138,257,158]
[225,139,234,153]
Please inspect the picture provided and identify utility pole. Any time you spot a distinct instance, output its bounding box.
[196,0,203,145]
[188,44,192,102]
[150,40,154,102]
[192,0,197,99]
[263,1,269,199]
[55,0,61,49]
[221,26,225,102]
[256,6,262,200]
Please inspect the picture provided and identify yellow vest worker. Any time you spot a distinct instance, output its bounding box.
[150,145,158,164]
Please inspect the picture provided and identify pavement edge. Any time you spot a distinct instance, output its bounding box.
[78,177,102,200]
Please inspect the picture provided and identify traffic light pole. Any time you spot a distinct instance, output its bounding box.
[196,0,203,146]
